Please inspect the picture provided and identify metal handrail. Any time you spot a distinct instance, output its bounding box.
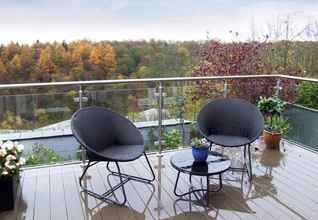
[1,74,317,90]
[0,74,281,89]
[278,75,318,83]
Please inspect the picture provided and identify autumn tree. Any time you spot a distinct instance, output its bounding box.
[36,47,57,81]
[72,40,92,60]
[89,43,116,79]
[20,46,33,70]
[191,41,275,103]
[0,59,8,82]
[70,49,84,80]
[1,42,20,62]
[9,54,22,76]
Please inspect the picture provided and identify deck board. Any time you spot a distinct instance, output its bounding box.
[1,140,318,220]
[63,165,85,220]
[50,166,68,220]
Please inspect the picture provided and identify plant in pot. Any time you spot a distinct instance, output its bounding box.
[263,115,291,149]
[257,96,291,149]
[0,140,25,211]
[191,138,209,162]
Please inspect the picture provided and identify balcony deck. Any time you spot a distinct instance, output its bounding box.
[1,140,318,220]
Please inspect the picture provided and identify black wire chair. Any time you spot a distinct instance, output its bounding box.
[71,106,155,205]
[197,98,264,180]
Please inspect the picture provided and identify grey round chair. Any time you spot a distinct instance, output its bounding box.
[197,98,264,180]
[71,106,155,205]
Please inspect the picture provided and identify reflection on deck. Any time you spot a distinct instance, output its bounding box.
[1,139,318,220]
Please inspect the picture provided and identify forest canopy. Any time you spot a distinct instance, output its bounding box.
[0,40,200,83]
[0,39,318,85]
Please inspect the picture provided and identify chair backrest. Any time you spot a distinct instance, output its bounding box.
[197,98,264,141]
[71,106,143,153]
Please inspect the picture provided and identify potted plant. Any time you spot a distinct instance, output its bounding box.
[191,138,209,162]
[257,96,291,149]
[263,115,291,149]
[0,140,25,211]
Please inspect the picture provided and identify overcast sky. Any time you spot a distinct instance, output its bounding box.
[0,0,318,44]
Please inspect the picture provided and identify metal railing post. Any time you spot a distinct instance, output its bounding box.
[157,81,164,154]
[223,80,228,98]
[79,85,83,109]
[79,85,86,166]
[155,81,164,212]
[275,78,282,97]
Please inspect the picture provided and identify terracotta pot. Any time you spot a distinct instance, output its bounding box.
[263,130,281,150]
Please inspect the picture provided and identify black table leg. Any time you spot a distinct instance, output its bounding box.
[206,176,210,205]
[174,172,225,206]
[219,174,223,190]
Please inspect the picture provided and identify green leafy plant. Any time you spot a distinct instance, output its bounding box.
[257,96,285,116]
[189,122,201,139]
[296,82,318,109]
[164,129,181,149]
[190,138,207,148]
[265,115,291,134]
[257,96,290,133]
[25,143,60,166]
[145,127,158,151]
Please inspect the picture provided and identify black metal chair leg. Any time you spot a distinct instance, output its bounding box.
[115,162,127,205]
[247,144,253,180]
[79,160,90,188]
[211,143,253,181]
[106,153,155,184]
[79,160,129,205]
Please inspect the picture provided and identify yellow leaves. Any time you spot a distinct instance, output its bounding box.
[7,53,25,79]
[89,47,99,65]
[38,48,56,75]
[177,46,189,58]
[19,46,32,67]
[10,54,22,72]
[75,40,92,60]
[89,43,117,75]
[70,50,83,67]
[0,111,28,130]
[0,59,7,75]
[135,65,148,78]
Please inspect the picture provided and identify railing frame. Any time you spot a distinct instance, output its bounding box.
[1,74,318,164]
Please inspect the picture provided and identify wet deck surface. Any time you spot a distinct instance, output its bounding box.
[1,139,318,220]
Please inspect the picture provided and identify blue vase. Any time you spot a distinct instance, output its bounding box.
[192,146,209,162]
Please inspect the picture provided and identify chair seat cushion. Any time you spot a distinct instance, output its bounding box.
[208,134,250,147]
[89,144,145,162]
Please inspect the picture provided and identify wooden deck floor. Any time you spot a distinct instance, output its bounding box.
[1,139,318,220]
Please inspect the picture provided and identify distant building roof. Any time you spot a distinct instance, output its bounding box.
[0,118,191,141]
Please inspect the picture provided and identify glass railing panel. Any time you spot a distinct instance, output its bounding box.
[83,83,161,152]
[161,80,225,150]
[1,75,312,167]
[283,80,318,150]
[0,86,81,166]
[225,78,277,103]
